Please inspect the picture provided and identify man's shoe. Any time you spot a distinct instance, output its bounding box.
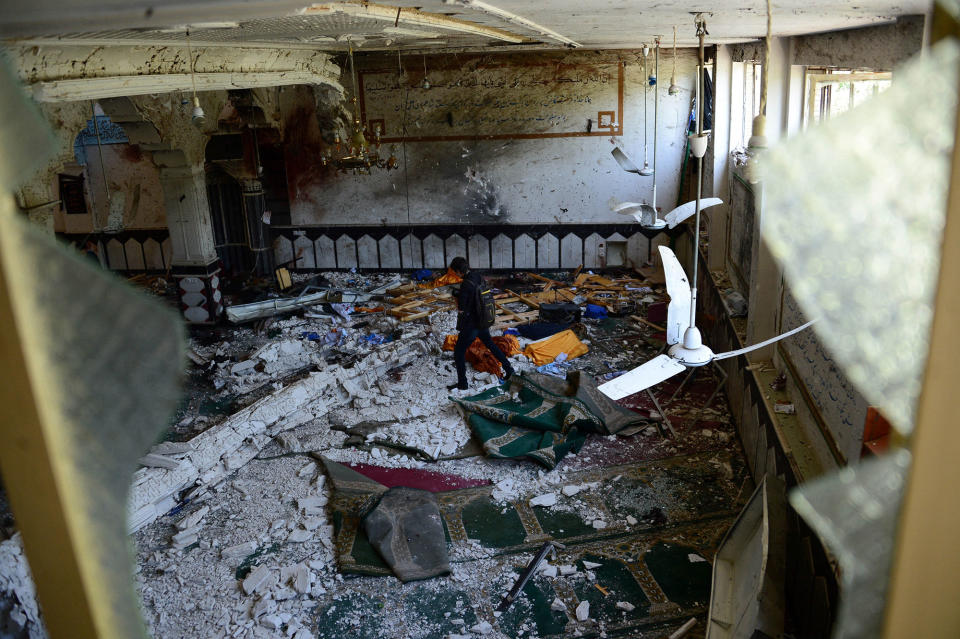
[447,382,468,391]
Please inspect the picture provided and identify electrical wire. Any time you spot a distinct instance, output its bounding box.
[399,50,412,227]
[760,0,771,116]
[91,100,110,231]
[187,29,197,100]
[671,26,678,84]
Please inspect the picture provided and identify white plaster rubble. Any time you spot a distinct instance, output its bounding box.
[127,336,429,533]
[0,534,47,639]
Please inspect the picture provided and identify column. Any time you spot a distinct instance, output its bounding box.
[158,164,223,324]
[240,178,275,276]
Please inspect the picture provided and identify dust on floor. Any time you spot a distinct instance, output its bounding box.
[130,271,748,639]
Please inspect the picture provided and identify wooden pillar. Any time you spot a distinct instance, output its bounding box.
[882,39,960,637]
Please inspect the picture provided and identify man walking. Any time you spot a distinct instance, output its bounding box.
[447,257,515,391]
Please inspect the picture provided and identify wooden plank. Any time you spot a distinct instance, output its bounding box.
[506,289,542,309]
[525,272,563,285]
[630,314,666,332]
[495,303,525,322]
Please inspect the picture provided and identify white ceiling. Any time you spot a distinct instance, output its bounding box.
[2,0,932,51]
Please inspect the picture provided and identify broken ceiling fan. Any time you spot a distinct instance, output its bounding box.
[610,38,679,230]
[599,14,814,402]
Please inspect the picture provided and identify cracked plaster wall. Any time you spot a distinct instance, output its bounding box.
[282,48,700,227]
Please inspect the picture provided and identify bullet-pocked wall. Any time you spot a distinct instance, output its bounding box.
[275,48,700,270]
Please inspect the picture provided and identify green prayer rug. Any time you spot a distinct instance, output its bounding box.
[319,450,750,638]
[452,371,649,469]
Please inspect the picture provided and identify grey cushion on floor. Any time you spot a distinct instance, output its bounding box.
[362,487,450,582]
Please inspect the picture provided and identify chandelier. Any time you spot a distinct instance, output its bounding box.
[321,44,399,174]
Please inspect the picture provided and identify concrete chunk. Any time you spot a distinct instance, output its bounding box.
[171,526,201,546]
[242,564,272,595]
[177,505,210,531]
[260,614,283,630]
[529,493,557,508]
[575,601,590,621]
[287,528,314,543]
[138,454,180,470]
[293,564,310,594]
[615,601,635,612]
[222,541,257,559]
[153,441,195,455]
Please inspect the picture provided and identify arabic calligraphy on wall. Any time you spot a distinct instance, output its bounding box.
[779,286,867,463]
[358,61,624,142]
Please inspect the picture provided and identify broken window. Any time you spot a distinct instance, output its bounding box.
[730,61,763,151]
[803,67,892,126]
[58,173,87,215]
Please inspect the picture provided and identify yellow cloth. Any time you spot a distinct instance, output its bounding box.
[522,329,589,366]
[418,267,463,289]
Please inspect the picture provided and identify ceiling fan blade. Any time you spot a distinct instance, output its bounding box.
[664,197,723,228]
[613,201,646,214]
[713,319,817,361]
[658,246,691,346]
[597,354,687,400]
[611,147,641,174]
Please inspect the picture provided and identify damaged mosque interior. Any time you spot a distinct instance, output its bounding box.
[1,1,959,638]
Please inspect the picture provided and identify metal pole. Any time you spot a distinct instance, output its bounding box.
[652,38,659,212]
[689,18,706,329]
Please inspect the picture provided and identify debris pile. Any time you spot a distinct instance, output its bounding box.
[130,335,431,533]
[0,534,46,639]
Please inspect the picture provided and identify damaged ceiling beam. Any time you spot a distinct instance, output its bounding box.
[302,1,527,44]
[443,0,581,47]
[31,71,343,102]
[10,43,342,102]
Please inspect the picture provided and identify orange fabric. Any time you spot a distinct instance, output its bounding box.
[418,267,463,289]
[443,334,521,376]
[522,329,589,366]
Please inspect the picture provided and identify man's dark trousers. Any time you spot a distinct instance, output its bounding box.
[454,326,513,387]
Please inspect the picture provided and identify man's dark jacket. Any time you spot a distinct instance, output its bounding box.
[456,271,486,329]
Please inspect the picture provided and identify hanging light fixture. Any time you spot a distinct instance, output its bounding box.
[746,0,772,183]
[641,37,666,230]
[688,16,710,160]
[186,30,205,128]
[639,45,654,176]
[320,43,399,175]
[421,55,431,90]
[668,26,680,95]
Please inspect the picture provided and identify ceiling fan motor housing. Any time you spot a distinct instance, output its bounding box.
[668,326,714,366]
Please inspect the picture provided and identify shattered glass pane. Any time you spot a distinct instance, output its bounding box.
[761,40,959,434]
[0,58,53,186]
[790,450,911,639]
[0,61,184,636]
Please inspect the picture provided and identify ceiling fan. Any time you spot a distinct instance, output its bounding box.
[612,37,722,230]
[599,14,814,402]
[611,41,662,229]
[597,245,815,400]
